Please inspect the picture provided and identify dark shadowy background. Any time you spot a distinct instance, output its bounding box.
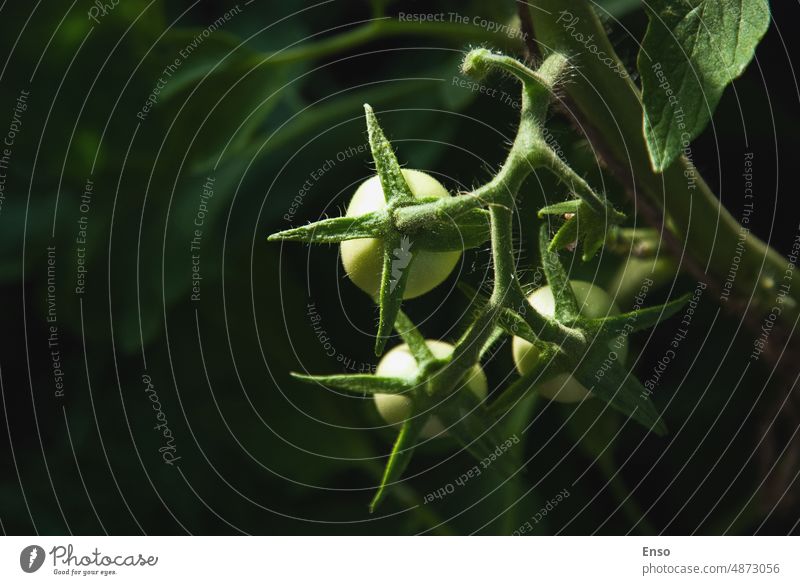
[0,0,798,535]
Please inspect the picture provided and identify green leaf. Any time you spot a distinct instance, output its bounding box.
[539,225,580,320]
[267,212,385,243]
[583,293,690,334]
[375,236,415,356]
[394,311,435,364]
[574,361,667,435]
[639,0,771,171]
[370,416,426,512]
[364,104,414,206]
[290,373,411,395]
[409,208,491,252]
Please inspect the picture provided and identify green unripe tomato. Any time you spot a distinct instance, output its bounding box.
[512,281,627,403]
[340,169,461,299]
[374,340,488,438]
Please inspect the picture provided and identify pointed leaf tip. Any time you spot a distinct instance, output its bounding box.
[267,212,385,244]
[539,225,580,320]
[291,372,412,395]
[375,237,414,356]
[364,103,414,207]
[370,416,425,511]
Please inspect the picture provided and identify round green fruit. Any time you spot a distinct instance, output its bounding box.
[374,340,487,438]
[512,281,627,403]
[340,169,460,299]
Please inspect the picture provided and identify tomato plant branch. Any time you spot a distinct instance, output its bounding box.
[526,0,799,343]
[273,46,685,510]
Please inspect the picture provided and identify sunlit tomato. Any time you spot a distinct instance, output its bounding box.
[340,170,460,299]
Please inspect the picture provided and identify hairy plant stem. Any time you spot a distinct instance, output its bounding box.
[427,53,586,397]
[396,52,610,236]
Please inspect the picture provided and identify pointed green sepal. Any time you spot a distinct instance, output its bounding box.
[580,220,607,261]
[375,235,415,356]
[364,104,414,207]
[267,212,386,243]
[290,372,411,395]
[370,415,426,512]
[549,216,580,254]
[498,309,540,346]
[394,310,435,364]
[538,199,581,217]
[540,199,626,261]
[582,294,690,334]
[457,281,554,357]
[478,326,507,361]
[539,225,580,320]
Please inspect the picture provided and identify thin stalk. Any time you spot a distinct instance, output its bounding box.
[259,18,523,67]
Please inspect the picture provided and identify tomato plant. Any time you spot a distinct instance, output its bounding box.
[273,50,687,510]
[268,0,790,521]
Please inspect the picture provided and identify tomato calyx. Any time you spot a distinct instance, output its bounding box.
[539,198,627,261]
[476,226,688,434]
[269,105,490,356]
[291,310,514,512]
